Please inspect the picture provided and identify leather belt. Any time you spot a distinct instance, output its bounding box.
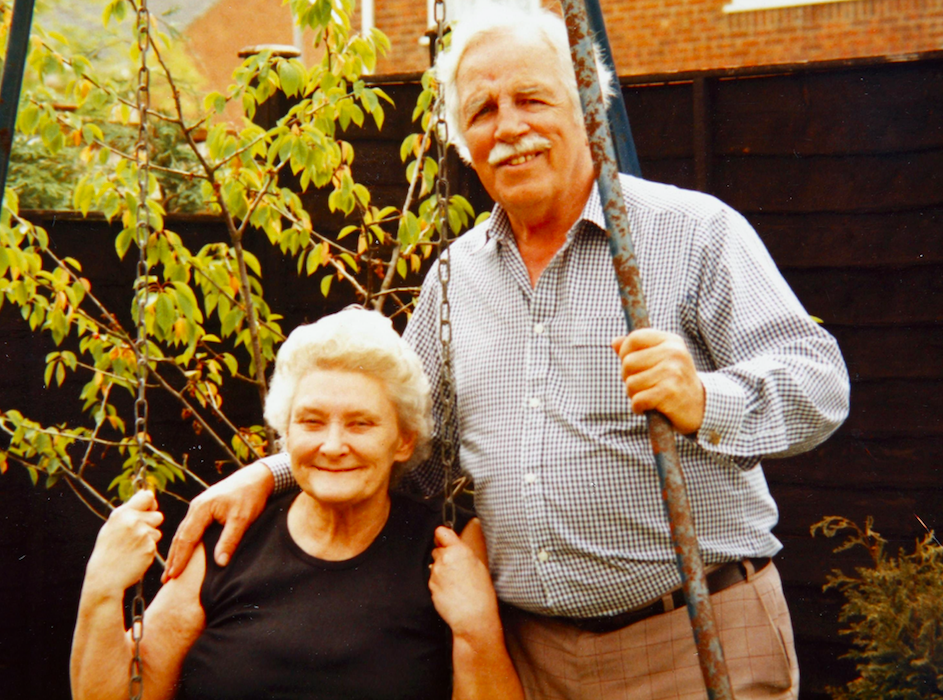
[536,557,771,635]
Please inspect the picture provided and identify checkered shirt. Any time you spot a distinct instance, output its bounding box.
[269,174,849,617]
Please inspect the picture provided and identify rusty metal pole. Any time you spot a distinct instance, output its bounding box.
[0,0,37,215]
[558,1,734,698]
[582,0,641,177]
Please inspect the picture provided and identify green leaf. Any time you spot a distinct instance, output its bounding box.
[305,244,323,275]
[400,133,419,162]
[115,228,135,259]
[171,281,203,323]
[221,308,244,337]
[222,353,238,376]
[205,91,227,115]
[81,123,105,144]
[155,293,176,335]
[320,274,332,298]
[277,60,304,98]
[17,104,40,134]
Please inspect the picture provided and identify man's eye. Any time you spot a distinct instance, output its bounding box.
[470,105,494,122]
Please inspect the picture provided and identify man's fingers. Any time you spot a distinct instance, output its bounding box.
[163,508,213,581]
[611,335,628,355]
[213,516,251,567]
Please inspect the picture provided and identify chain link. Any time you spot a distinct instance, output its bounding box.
[130,1,152,698]
[432,0,457,529]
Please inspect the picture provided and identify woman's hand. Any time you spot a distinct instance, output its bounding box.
[86,490,163,594]
[429,519,500,641]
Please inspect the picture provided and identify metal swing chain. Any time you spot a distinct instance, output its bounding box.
[433,0,457,529]
[129,0,152,698]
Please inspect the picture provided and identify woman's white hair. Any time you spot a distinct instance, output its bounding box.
[264,308,432,481]
[434,0,617,163]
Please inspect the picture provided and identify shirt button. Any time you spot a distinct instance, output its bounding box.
[528,397,542,409]
[533,323,545,335]
[709,430,721,446]
[524,473,537,484]
[537,550,550,563]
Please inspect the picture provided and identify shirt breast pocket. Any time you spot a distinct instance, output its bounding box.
[561,316,632,424]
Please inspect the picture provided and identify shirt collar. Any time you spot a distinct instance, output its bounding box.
[480,182,607,251]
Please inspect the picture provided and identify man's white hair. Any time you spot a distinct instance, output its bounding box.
[434,1,617,163]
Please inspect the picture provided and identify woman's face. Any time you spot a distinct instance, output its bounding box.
[286,369,416,510]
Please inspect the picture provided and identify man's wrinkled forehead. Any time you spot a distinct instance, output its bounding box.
[455,31,570,108]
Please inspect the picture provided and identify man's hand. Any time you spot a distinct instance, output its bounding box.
[162,462,275,582]
[611,328,705,435]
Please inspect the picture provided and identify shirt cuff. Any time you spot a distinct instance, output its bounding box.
[696,371,747,452]
[261,452,295,494]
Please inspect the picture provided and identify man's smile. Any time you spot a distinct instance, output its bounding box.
[500,151,542,167]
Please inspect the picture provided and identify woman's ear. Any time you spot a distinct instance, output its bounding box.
[394,430,418,463]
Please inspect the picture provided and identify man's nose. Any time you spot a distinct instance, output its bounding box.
[494,104,528,141]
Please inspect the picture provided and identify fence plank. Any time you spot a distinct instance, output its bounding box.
[764,436,943,488]
[783,266,943,325]
[753,209,943,268]
[715,150,943,214]
[713,62,943,156]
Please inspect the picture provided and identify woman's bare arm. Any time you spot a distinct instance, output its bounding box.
[71,491,206,700]
[429,519,525,700]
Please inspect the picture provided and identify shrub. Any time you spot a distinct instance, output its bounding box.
[812,516,943,700]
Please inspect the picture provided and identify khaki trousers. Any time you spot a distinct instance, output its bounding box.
[502,561,799,700]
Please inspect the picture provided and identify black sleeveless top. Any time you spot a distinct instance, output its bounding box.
[178,491,462,700]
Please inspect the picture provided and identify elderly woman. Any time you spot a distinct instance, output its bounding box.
[71,308,523,700]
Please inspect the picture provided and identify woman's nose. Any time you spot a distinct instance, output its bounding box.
[319,423,349,456]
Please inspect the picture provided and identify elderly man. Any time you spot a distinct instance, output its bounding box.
[164,5,849,699]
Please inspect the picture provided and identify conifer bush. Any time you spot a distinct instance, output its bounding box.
[812,516,943,700]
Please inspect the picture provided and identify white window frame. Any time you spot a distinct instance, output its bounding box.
[723,0,855,12]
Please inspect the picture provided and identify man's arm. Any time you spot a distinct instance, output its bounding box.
[163,460,276,580]
[615,204,849,463]
[684,206,850,460]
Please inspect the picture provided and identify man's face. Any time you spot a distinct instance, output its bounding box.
[455,31,594,226]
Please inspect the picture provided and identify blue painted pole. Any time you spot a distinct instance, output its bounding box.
[582,0,642,177]
[559,0,734,698]
[0,0,37,215]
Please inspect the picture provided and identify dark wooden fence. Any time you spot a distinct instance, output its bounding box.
[1,51,941,699]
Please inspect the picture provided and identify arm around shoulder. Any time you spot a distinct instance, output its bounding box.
[164,459,278,579]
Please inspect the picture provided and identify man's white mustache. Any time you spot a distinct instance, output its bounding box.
[488,135,553,166]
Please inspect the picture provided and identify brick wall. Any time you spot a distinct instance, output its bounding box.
[599,0,943,75]
[178,0,943,92]
[373,0,943,76]
[375,2,433,74]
